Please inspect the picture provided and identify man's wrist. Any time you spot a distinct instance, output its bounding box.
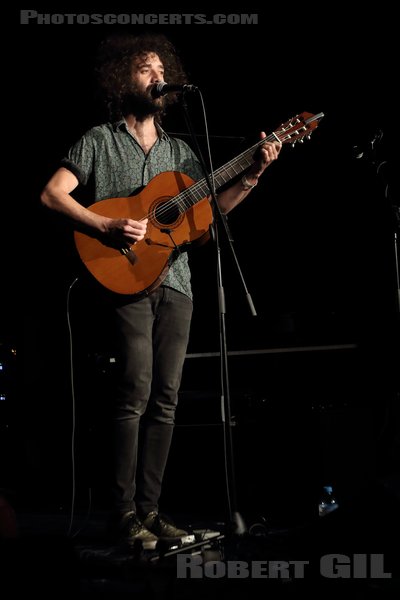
[241,174,259,191]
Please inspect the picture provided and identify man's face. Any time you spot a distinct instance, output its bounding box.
[131,52,165,96]
[122,52,165,117]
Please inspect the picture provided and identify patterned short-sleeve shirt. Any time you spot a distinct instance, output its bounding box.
[61,120,204,299]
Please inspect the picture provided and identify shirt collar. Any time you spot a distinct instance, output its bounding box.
[113,119,170,141]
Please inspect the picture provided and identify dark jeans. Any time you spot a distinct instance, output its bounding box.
[111,286,193,516]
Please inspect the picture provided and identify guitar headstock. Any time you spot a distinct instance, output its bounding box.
[274,112,324,146]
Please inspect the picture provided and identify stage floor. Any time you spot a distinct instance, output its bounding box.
[1,504,399,598]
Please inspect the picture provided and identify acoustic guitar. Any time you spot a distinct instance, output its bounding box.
[74,111,324,295]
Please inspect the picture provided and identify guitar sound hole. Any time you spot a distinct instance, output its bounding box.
[154,202,180,226]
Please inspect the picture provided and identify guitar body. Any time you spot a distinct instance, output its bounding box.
[74,171,213,295]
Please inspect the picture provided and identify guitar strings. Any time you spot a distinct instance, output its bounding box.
[137,111,319,226]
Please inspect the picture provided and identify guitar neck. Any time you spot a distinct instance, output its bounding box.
[175,136,272,212]
[208,135,275,189]
[174,112,324,213]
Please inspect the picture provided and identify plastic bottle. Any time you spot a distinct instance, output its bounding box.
[318,485,339,517]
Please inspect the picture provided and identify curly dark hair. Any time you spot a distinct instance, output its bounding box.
[96,32,188,121]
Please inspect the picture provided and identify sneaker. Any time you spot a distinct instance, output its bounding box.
[112,511,158,550]
[142,511,188,540]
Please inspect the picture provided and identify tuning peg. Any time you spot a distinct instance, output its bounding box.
[307,134,312,140]
[291,141,297,148]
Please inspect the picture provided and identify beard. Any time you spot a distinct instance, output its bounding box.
[122,82,165,119]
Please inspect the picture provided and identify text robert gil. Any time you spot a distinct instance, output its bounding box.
[177,553,392,579]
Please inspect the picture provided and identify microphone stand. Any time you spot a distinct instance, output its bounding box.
[355,131,400,313]
[179,90,256,535]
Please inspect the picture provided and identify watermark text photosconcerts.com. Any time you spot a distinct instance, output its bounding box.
[20,11,259,25]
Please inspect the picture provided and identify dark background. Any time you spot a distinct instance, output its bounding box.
[2,8,398,523]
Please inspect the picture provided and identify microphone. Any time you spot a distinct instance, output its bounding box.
[151,82,198,98]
